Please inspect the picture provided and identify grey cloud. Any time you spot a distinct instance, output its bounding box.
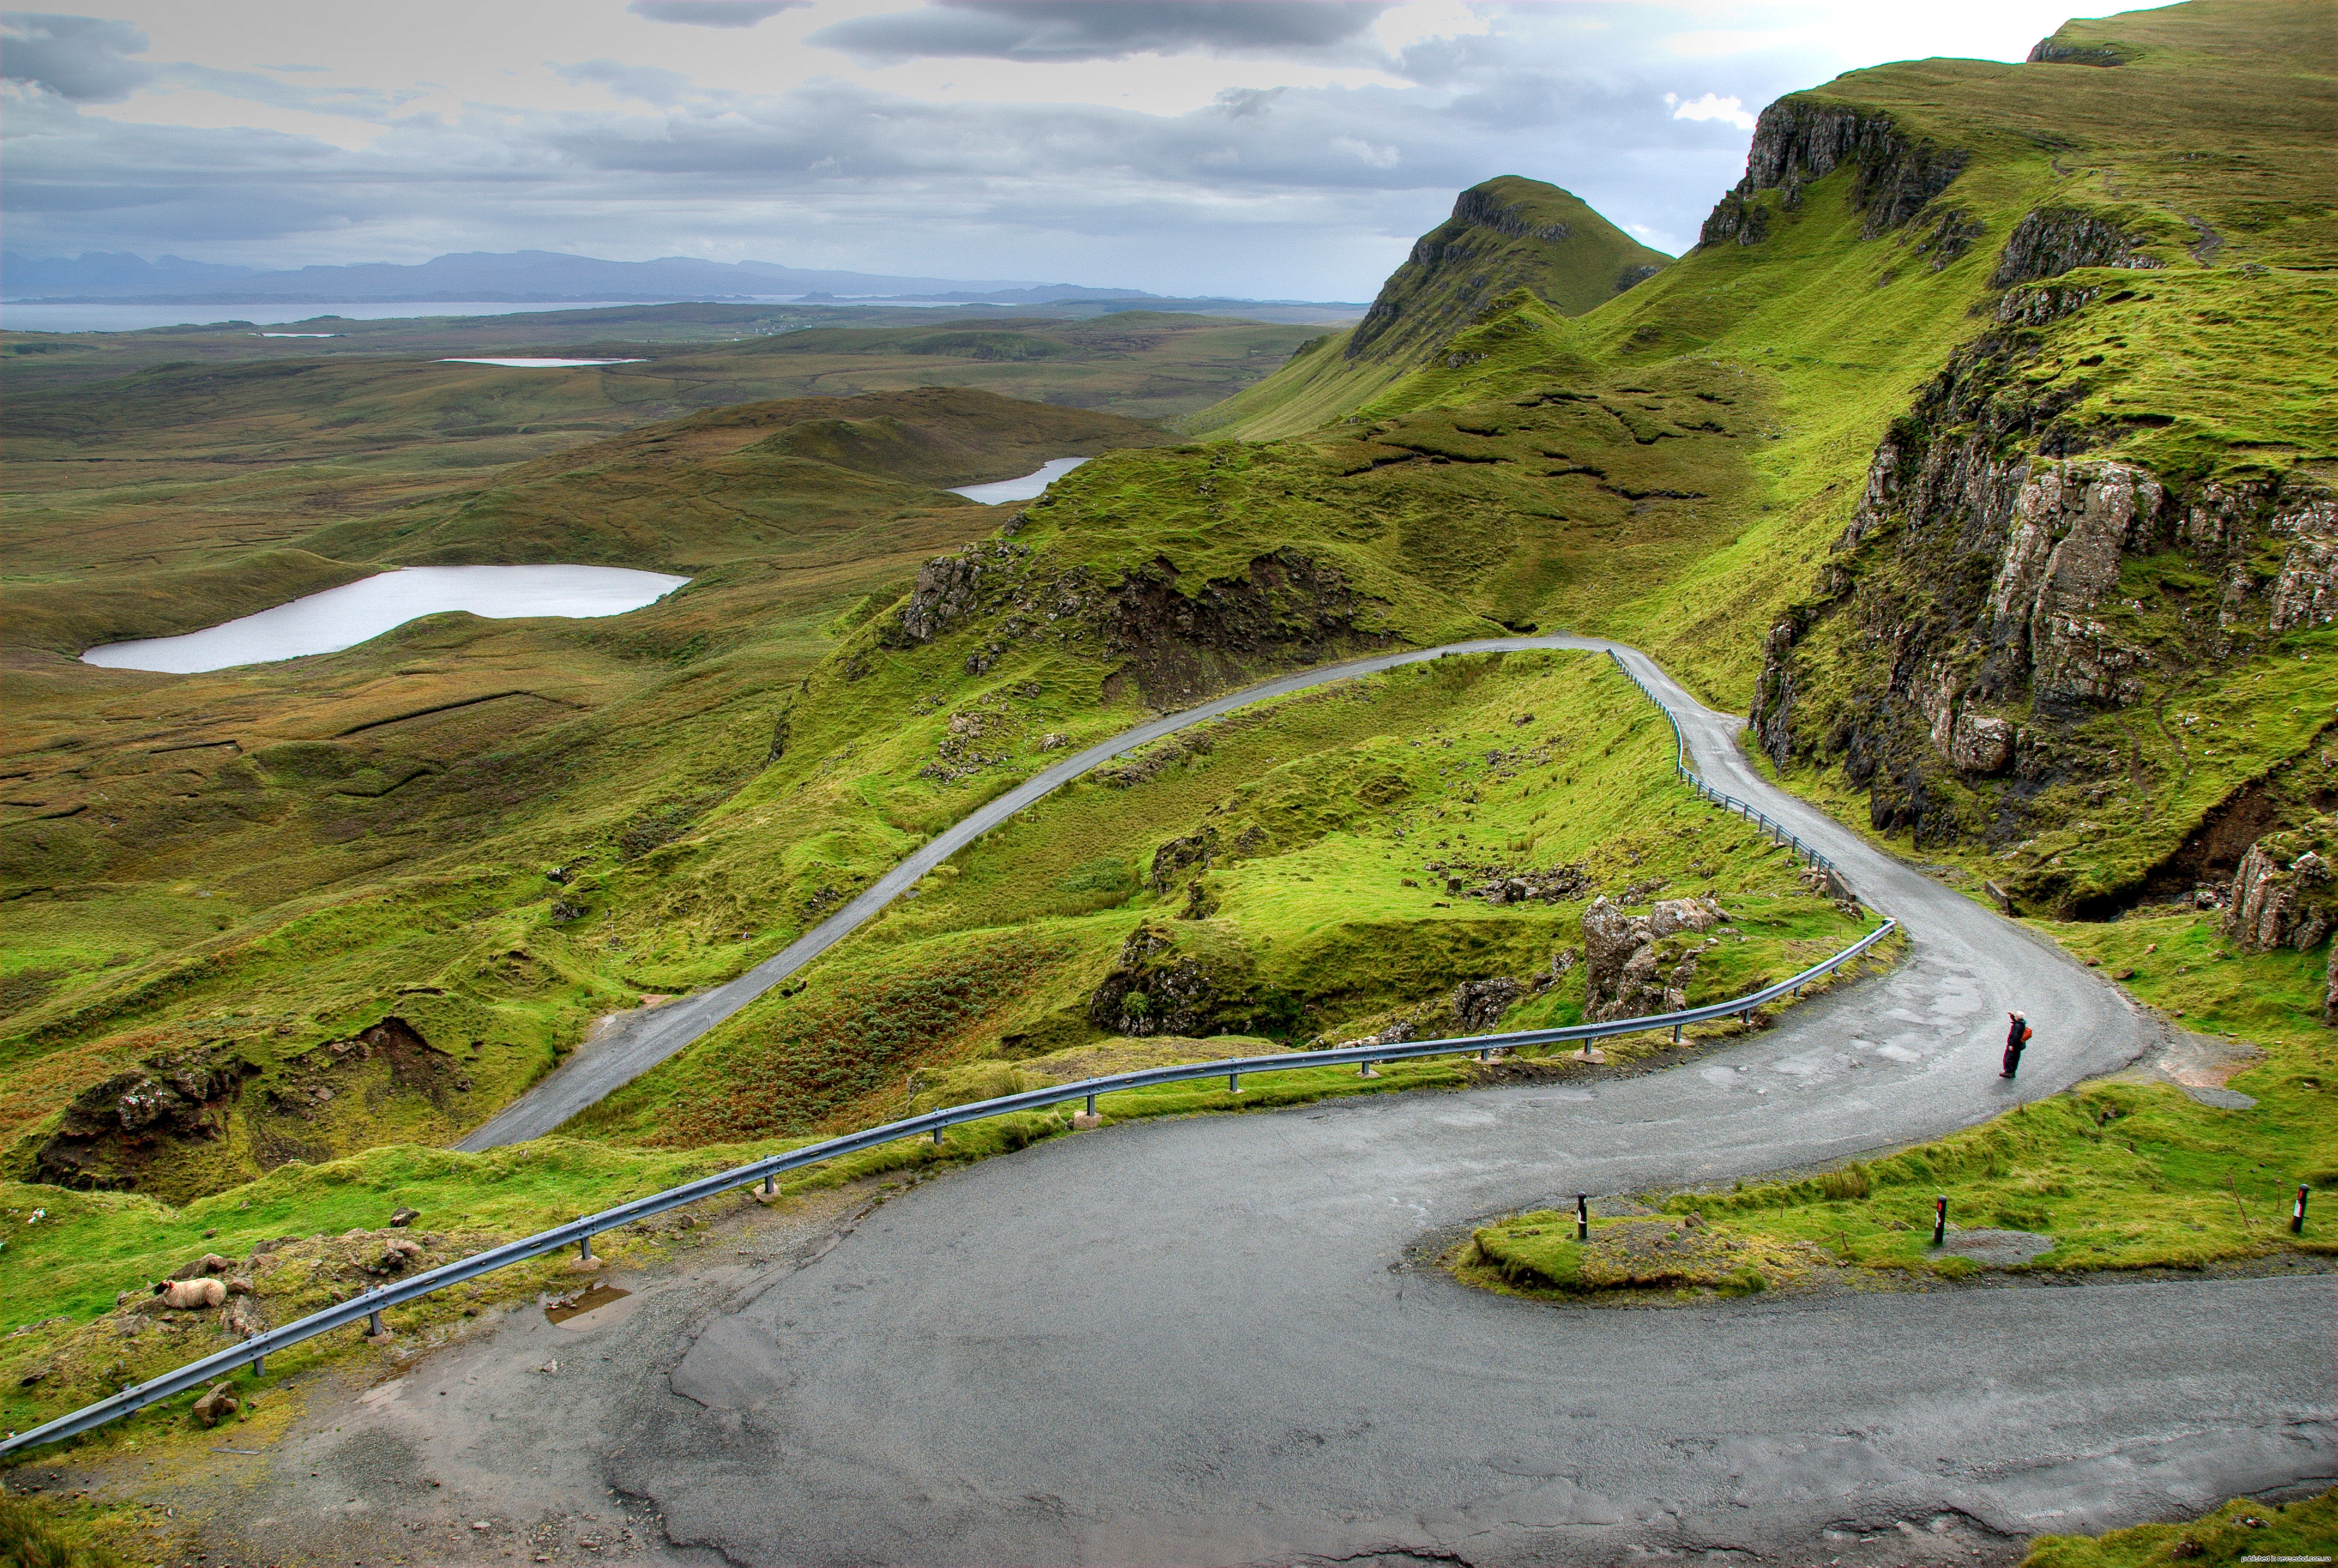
[628,0,807,27]
[159,61,397,120]
[1214,86,1284,119]
[2,11,153,102]
[561,58,695,106]
[810,1,1388,64]
[7,5,1809,290]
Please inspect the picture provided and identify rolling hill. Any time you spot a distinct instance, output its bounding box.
[0,0,2328,1241]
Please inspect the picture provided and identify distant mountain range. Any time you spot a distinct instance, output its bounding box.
[0,249,1217,306]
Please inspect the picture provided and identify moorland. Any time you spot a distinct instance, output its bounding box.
[1,2,2333,1556]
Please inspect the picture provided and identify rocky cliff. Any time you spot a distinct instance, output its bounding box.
[1698,98,1968,249]
[1749,228,2337,913]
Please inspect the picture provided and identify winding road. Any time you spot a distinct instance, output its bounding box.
[371,638,2328,1564]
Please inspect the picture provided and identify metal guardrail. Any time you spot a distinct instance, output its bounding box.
[1607,651,1843,879]
[2,917,1895,1457]
[4,646,1899,1458]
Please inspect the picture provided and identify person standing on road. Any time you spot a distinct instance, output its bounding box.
[2002,1011,2031,1079]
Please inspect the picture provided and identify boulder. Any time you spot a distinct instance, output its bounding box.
[190,1382,239,1428]
[1583,896,1724,1021]
[1948,713,2016,774]
[1452,978,1523,1033]
[898,553,984,643]
[388,1207,421,1228]
[1647,896,1725,940]
[221,1295,267,1339]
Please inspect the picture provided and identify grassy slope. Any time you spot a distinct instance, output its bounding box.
[574,650,1869,1147]
[1209,0,2334,712]
[1189,175,1671,442]
[0,389,1164,1199]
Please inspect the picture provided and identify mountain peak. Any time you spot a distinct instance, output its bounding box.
[1344,177,1670,365]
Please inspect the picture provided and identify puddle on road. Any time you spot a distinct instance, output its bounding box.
[546,1284,630,1325]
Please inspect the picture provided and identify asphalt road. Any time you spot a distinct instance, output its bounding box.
[408,638,2333,1563]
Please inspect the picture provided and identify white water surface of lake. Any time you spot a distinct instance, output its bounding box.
[949,457,1089,505]
[438,357,647,368]
[82,565,689,674]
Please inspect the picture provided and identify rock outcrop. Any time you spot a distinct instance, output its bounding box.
[1698,98,1966,249]
[2026,34,2131,66]
[1452,977,1523,1033]
[2223,836,2336,954]
[1581,895,1725,1021]
[1991,207,2161,287]
[1083,925,1296,1040]
[895,541,1035,644]
[35,1054,258,1190]
[1749,300,2338,878]
[1102,549,1397,707]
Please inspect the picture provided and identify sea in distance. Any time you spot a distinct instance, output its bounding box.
[3,297,990,334]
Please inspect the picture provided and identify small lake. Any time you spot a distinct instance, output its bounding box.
[82,565,690,674]
[438,357,647,368]
[950,457,1089,505]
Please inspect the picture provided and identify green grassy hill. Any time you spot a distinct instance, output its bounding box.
[1107,0,2338,917]
[1189,176,1671,441]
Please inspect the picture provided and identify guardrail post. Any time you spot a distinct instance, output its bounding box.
[578,1232,593,1262]
[366,1310,384,1337]
[1671,1024,1681,1044]
[1227,1071,1240,1094]
[1575,1194,1589,1241]
[761,1170,775,1195]
[250,1355,264,1379]
[932,1122,943,1145]
[1084,1092,1096,1117]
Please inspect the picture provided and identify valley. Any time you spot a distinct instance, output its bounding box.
[1,1,2333,1563]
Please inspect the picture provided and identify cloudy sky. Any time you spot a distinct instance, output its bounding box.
[3,0,2159,298]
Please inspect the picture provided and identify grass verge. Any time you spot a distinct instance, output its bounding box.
[2020,1488,2338,1567]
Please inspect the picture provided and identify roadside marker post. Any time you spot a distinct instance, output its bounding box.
[1932,1195,1947,1246]
[2294,1184,2309,1235]
[1575,1193,1589,1241]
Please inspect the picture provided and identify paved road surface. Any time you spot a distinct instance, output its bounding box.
[411,638,2331,1563]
